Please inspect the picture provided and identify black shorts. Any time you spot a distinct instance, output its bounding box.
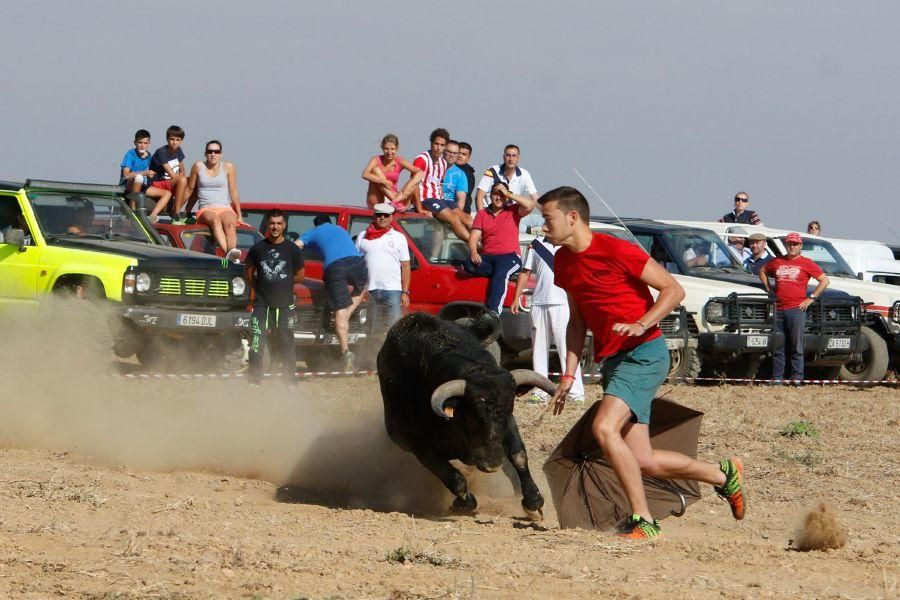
[323,255,368,310]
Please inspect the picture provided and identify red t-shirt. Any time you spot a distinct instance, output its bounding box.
[554,233,661,358]
[762,255,824,309]
[472,206,522,255]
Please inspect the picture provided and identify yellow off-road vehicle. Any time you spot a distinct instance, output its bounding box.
[0,179,250,367]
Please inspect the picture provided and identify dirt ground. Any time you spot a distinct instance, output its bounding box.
[0,305,896,599]
[1,358,898,600]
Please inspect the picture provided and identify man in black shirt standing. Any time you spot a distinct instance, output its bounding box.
[456,141,476,215]
[718,191,762,225]
[245,208,305,386]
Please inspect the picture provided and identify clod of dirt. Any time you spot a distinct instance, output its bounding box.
[792,500,848,551]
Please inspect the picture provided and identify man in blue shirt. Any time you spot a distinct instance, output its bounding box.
[441,140,473,228]
[296,215,368,371]
[744,233,773,275]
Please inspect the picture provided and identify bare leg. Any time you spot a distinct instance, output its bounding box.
[334,291,366,353]
[435,210,470,242]
[199,213,228,253]
[365,183,383,209]
[623,422,726,486]
[172,175,189,213]
[453,207,473,228]
[220,210,238,250]
[146,187,172,218]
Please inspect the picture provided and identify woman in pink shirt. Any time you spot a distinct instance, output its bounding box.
[361,133,423,212]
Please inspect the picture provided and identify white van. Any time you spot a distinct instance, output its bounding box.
[822,238,900,286]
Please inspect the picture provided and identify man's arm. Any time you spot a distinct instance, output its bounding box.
[799,273,829,311]
[397,159,424,201]
[510,268,531,315]
[244,263,256,290]
[468,229,483,264]
[549,294,587,415]
[293,266,305,284]
[759,269,772,293]
[400,260,411,308]
[505,189,536,216]
[612,259,685,337]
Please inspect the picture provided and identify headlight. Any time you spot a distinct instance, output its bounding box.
[136,272,151,292]
[231,276,246,296]
[705,301,725,323]
[123,273,136,294]
[358,307,367,324]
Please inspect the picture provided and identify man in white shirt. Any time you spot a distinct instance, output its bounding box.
[510,236,585,404]
[356,203,411,331]
[474,144,540,233]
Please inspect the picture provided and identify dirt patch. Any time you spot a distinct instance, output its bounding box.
[1,310,898,598]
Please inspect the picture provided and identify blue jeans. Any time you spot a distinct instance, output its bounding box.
[773,308,806,381]
[463,253,521,313]
[369,289,402,331]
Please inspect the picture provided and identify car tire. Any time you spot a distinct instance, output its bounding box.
[838,325,889,385]
[668,347,701,384]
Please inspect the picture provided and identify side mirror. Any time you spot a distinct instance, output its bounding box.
[857,272,864,280]
[5,228,26,249]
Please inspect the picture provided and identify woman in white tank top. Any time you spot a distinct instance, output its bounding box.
[184,140,242,261]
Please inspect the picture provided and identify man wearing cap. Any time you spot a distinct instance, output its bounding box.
[356,203,411,331]
[719,191,762,225]
[296,214,368,371]
[474,144,540,233]
[465,181,536,315]
[760,232,830,383]
[744,233,772,275]
[726,226,752,262]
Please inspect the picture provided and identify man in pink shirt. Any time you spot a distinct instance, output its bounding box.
[464,182,535,314]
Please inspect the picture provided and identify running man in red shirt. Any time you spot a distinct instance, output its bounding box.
[539,186,746,539]
[760,232,829,383]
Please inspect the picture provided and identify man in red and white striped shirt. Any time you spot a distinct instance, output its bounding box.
[412,128,471,245]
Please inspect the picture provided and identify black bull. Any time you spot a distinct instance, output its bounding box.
[376,312,556,521]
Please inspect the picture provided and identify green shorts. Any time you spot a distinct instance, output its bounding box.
[600,336,670,424]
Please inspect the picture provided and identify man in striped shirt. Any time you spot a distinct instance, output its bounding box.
[412,128,471,246]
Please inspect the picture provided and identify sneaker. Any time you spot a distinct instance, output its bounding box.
[566,395,586,406]
[342,350,356,372]
[225,248,242,262]
[616,514,663,540]
[524,388,549,405]
[714,457,746,520]
[147,214,159,224]
[171,213,188,225]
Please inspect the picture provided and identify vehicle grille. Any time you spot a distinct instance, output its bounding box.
[158,277,230,298]
[731,303,768,321]
[659,315,679,335]
[293,307,323,333]
[808,304,854,325]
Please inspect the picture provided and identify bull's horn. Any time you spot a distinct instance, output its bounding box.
[510,370,557,396]
[430,379,467,419]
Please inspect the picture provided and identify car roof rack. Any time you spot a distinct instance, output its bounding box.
[25,179,125,195]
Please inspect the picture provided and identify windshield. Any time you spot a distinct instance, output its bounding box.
[662,230,744,275]
[180,228,262,255]
[783,237,856,277]
[28,192,150,242]
[395,217,468,263]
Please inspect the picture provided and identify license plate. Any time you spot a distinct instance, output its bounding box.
[177,313,217,327]
[665,338,683,350]
[826,337,851,349]
[747,335,769,348]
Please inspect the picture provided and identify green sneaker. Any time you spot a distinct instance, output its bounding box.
[714,457,746,520]
[616,514,663,540]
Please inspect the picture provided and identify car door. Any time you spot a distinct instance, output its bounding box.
[0,195,42,305]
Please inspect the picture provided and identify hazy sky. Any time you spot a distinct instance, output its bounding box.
[2,1,898,242]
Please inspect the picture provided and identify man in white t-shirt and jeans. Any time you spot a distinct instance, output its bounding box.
[511,235,586,404]
[356,203,411,331]
[474,144,540,233]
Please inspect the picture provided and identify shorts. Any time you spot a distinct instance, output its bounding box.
[196,206,237,221]
[151,180,174,192]
[599,336,670,424]
[424,198,454,214]
[323,255,368,310]
[122,174,151,192]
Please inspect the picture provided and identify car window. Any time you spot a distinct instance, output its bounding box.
[395,217,466,263]
[786,238,856,277]
[347,215,370,244]
[243,209,326,262]
[28,192,150,242]
[0,196,33,245]
[663,230,742,275]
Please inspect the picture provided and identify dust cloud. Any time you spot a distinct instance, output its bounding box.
[0,300,524,517]
[792,500,849,551]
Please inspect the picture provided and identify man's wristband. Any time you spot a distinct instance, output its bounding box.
[401,290,410,295]
[560,374,576,382]
[635,319,649,333]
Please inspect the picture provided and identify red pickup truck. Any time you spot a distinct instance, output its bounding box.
[240,203,539,363]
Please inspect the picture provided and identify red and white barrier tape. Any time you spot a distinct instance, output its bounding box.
[109,370,898,386]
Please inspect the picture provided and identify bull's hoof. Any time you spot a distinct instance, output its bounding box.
[523,505,544,522]
[451,493,477,514]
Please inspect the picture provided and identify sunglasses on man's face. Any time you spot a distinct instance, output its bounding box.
[206,149,222,154]
[734,197,748,202]
[375,213,391,218]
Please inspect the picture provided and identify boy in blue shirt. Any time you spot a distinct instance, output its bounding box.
[120,129,172,222]
[441,140,473,228]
